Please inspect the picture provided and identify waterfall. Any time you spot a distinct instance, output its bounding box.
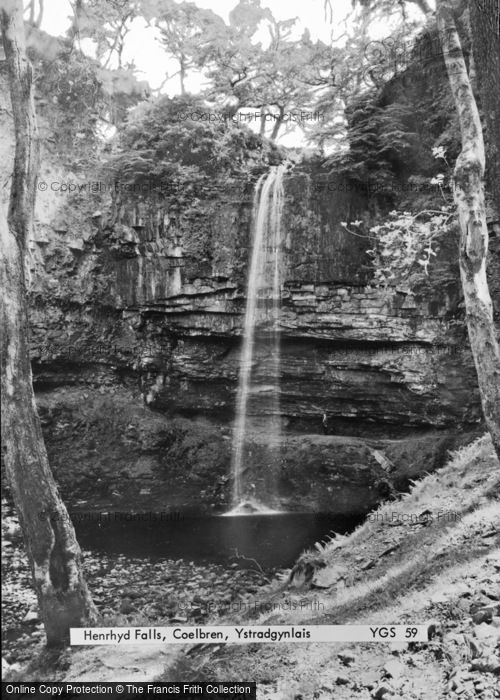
[229,164,285,514]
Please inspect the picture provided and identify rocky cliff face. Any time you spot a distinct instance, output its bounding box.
[2,68,497,515]
[26,161,497,513]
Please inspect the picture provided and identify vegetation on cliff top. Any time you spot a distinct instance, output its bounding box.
[104,93,280,194]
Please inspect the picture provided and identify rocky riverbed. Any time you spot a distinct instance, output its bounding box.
[1,501,278,677]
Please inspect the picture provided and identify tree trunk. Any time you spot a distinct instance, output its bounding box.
[179,55,186,95]
[1,0,97,646]
[409,0,434,15]
[270,105,285,141]
[468,0,500,216]
[259,108,267,136]
[436,0,500,459]
[35,0,44,28]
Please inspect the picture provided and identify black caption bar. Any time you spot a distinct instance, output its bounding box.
[2,683,256,700]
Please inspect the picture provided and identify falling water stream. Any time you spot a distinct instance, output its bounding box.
[228,164,286,514]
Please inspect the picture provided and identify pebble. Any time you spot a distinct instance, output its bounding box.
[335,676,350,686]
[473,609,493,624]
[372,686,394,699]
[383,660,404,679]
[119,599,136,614]
[427,621,442,639]
[469,655,500,674]
[470,601,492,615]
[474,624,498,639]
[22,611,39,623]
[122,588,142,599]
[337,651,356,666]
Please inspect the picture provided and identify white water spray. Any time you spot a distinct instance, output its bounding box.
[229,165,286,514]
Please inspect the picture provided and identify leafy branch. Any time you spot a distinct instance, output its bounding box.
[364,206,455,286]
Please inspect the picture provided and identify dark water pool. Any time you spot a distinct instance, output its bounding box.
[72,512,363,569]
